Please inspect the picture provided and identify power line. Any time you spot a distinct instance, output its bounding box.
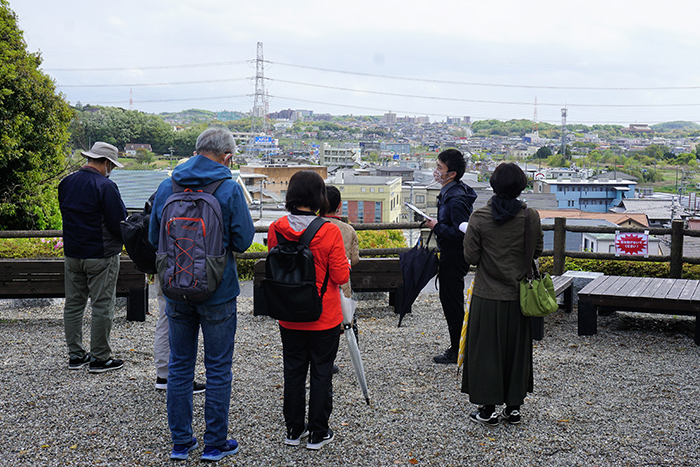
[270,78,700,108]
[268,61,700,91]
[95,94,250,105]
[59,77,248,88]
[60,75,700,108]
[268,95,675,124]
[45,60,249,72]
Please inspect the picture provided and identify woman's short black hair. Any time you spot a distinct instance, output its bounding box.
[323,185,341,215]
[438,148,466,181]
[285,171,329,213]
[490,163,527,199]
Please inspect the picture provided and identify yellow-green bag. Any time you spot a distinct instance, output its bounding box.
[519,260,558,318]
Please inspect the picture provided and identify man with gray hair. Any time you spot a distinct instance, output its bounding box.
[58,141,127,373]
[149,128,255,462]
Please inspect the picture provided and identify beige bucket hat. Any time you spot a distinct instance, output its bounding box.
[81,142,124,168]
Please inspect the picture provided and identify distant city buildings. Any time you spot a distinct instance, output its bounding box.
[328,170,402,223]
[534,178,636,213]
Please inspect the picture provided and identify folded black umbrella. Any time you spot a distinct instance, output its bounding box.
[398,231,439,327]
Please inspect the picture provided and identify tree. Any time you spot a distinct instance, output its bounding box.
[534,146,552,159]
[135,148,156,169]
[0,1,73,229]
[69,105,175,154]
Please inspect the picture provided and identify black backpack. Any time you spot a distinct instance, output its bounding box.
[120,196,157,274]
[258,217,329,322]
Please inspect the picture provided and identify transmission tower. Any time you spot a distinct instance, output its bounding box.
[532,96,538,136]
[250,43,269,133]
[560,107,567,158]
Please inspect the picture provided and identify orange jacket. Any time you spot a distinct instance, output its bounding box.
[268,215,350,331]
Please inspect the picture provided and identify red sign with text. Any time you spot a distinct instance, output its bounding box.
[615,233,648,256]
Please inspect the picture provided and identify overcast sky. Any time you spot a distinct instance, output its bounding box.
[11,0,700,125]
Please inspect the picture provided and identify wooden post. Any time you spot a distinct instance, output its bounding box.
[126,286,147,322]
[670,219,684,279]
[577,299,597,336]
[553,217,566,276]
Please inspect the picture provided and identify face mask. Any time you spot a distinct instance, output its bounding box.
[105,162,113,178]
[433,168,448,183]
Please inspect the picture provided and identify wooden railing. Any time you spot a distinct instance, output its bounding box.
[1,218,695,278]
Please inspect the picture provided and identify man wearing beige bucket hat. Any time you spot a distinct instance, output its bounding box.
[58,142,127,373]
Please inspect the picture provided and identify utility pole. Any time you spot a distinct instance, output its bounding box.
[168,147,175,169]
[259,178,265,219]
[560,108,567,159]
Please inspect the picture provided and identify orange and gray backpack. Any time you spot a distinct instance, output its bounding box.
[156,179,227,303]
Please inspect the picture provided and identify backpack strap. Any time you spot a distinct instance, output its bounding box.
[299,217,331,300]
[299,217,328,246]
[172,178,227,194]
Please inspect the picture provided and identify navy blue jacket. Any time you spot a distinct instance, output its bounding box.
[434,181,477,252]
[149,155,255,305]
[58,166,127,258]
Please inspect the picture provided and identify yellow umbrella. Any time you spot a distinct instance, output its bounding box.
[457,277,475,370]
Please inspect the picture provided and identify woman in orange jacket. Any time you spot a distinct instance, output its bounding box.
[267,171,350,450]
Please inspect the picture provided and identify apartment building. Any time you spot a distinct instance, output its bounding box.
[328,171,402,223]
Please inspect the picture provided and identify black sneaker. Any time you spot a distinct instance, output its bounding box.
[171,436,199,460]
[433,348,457,364]
[284,426,309,446]
[155,377,168,391]
[332,364,340,374]
[68,353,91,370]
[88,358,124,374]
[155,377,206,394]
[470,406,499,427]
[193,381,206,394]
[501,408,521,425]
[307,429,334,450]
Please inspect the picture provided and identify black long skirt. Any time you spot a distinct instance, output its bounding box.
[461,296,533,407]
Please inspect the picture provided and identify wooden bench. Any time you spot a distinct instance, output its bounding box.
[252,257,404,315]
[0,258,148,321]
[577,275,700,345]
[531,275,574,341]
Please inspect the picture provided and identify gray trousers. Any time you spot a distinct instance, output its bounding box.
[153,275,170,379]
[63,255,120,362]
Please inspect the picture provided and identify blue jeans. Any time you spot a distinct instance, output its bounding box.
[166,298,237,446]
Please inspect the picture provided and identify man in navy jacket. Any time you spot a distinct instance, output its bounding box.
[425,149,477,364]
[58,142,127,373]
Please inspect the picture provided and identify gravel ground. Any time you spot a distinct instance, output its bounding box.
[1,286,700,466]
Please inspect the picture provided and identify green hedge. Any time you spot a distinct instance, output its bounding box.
[236,242,267,281]
[538,257,700,280]
[0,237,64,258]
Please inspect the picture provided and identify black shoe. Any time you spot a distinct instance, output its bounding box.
[88,358,124,374]
[193,381,206,394]
[284,425,309,446]
[433,348,457,364]
[155,377,167,391]
[155,377,206,394]
[68,353,91,370]
[501,407,521,425]
[307,429,334,450]
[470,406,499,427]
[332,364,340,374]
